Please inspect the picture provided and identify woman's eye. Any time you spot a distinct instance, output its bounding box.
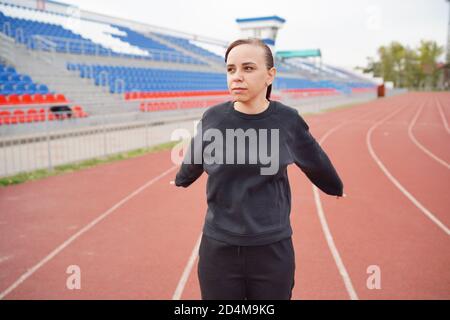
[226,67,253,73]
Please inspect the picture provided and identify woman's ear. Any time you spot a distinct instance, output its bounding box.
[267,67,276,86]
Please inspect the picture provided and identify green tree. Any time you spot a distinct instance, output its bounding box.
[417,40,444,89]
[359,40,444,89]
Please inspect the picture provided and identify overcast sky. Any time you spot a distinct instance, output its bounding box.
[60,0,449,70]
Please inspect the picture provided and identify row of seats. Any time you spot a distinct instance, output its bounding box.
[0,93,67,105]
[0,106,87,125]
[0,63,51,95]
[126,90,230,100]
[281,89,340,98]
[347,82,377,88]
[282,88,338,92]
[351,87,376,92]
[1,74,32,83]
[0,5,123,57]
[67,63,227,93]
[0,83,49,95]
[0,9,109,55]
[66,61,377,98]
[67,63,224,79]
[0,5,211,65]
[113,26,205,65]
[139,98,228,112]
[0,65,16,73]
[67,62,374,97]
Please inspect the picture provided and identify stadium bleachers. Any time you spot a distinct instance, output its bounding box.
[0,4,209,63]
[0,105,87,125]
[112,26,206,65]
[65,62,374,101]
[0,2,376,121]
[0,8,111,55]
[0,61,88,125]
[0,63,50,96]
[0,62,75,107]
[66,62,228,95]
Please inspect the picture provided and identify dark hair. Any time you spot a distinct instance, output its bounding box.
[225,38,274,100]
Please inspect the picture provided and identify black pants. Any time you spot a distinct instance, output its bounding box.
[198,234,295,300]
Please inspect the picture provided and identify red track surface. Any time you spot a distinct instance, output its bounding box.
[0,92,448,300]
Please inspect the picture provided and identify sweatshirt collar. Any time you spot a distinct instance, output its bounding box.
[229,99,275,120]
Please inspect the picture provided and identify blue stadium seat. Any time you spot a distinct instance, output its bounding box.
[67,62,229,94]
[0,62,55,98]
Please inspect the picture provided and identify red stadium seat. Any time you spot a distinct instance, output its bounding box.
[0,95,7,105]
[38,108,46,121]
[73,105,82,117]
[73,105,87,118]
[7,94,21,105]
[21,94,33,104]
[14,109,26,123]
[48,111,56,121]
[26,109,38,123]
[9,111,18,124]
[44,93,56,103]
[33,94,44,104]
[0,110,11,125]
[55,94,67,102]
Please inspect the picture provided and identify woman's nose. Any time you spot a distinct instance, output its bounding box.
[232,72,244,82]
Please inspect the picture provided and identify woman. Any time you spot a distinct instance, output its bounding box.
[174,38,344,300]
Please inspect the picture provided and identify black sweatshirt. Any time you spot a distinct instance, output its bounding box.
[175,99,343,246]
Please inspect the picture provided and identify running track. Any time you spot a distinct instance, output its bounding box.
[0,92,448,300]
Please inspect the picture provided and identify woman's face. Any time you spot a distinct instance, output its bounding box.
[226,44,276,103]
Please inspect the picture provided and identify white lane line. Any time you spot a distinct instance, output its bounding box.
[313,186,359,300]
[311,104,390,300]
[367,104,450,236]
[436,98,450,134]
[172,233,202,300]
[408,101,450,169]
[0,165,178,300]
[313,121,359,300]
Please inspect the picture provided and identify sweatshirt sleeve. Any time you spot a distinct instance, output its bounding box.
[174,120,204,188]
[291,113,344,196]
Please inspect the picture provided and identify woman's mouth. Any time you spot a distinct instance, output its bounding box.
[232,88,248,93]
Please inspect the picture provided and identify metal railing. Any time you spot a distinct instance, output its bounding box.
[0,99,213,177]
